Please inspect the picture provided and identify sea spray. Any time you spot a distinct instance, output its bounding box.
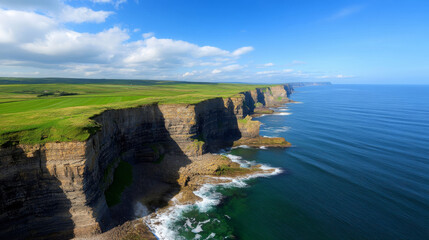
[134,201,149,218]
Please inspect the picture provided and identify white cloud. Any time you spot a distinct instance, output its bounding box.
[257,70,276,75]
[256,69,293,75]
[211,64,244,75]
[0,0,61,12]
[142,32,154,38]
[336,74,354,78]
[182,71,196,77]
[90,0,127,7]
[232,46,254,56]
[21,27,129,61]
[133,28,141,32]
[0,7,257,80]
[200,62,222,66]
[327,5,364,21]
[59,6,113,23]
[222,64,243,71]
[123,37,249,68]
[115,0,127,8]
[91,0,112,3]
[0,9,56,44]
[0,2,352,82]
[0,0,114,24]
[211,69,222,74]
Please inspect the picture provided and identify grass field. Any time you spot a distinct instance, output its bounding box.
[0,78,271,145]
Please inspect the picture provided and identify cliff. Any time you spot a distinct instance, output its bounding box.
[0,84,293,239]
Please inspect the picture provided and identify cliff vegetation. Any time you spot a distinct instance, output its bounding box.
[0,77,295,239]
[0,78,270,146]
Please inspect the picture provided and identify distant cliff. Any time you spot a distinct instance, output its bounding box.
[0,85,293,239]
[288,82,332,87]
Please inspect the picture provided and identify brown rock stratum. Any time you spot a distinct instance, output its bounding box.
[0,85,293,239]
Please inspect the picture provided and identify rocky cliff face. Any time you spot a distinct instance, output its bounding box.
[0,84,293,239]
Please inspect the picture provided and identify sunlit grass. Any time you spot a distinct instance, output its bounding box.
[0,78,272,145]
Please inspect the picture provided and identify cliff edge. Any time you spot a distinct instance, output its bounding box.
[0,84,293,239]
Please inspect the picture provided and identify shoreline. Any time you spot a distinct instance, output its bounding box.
[84,101,292,240]
[141,103,291,240]
[1,83,297,239]
[80,149,284,240]
[143,151,284,240]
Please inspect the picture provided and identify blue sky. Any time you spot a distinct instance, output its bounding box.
[0,0,428,83]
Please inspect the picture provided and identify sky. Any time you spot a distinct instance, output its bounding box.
[0,0,428,84]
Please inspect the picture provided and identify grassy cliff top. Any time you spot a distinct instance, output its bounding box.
[0,78,271,145]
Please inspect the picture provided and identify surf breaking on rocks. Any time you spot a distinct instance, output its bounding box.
[140,151,283,240]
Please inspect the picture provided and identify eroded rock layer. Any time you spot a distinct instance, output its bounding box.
[0,84,293,239]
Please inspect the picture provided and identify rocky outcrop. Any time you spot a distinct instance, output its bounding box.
[0,84,293,239]
[233,136,291,148]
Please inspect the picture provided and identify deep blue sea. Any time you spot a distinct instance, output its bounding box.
[148,85,429,240]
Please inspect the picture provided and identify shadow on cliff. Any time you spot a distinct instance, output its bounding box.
[101,104,193,228]
[284,85,293,98]
[195,98,243,151]
[91,98,255,231]
[256,88,266,105]
[242,91,257,114]
[0,147,74,240]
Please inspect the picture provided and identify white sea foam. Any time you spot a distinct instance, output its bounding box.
[274,112,292,115]
[262,126,291,134]
[224,153,251,168]
[205,233,216,239]
[192,224,203,233]
[260,146,267,149]
[262,135,276,138]
[145,153,283,240]
[238,145,250,148]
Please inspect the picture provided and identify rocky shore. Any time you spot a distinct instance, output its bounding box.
[0,84,293,239]
[233,136,291,148]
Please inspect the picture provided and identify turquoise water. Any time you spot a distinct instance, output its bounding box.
[154,85,429,240]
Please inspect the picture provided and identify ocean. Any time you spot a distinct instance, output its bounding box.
[147,84,429,240]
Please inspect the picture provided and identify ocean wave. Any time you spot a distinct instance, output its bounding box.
[223,153,252,168]
[262,126,291,134]
[274,112,292,115]
[262,135,276,138]
[237,145,250,149]
[258,112,292,117]
[144,153,283,240]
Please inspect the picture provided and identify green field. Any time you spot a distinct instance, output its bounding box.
[0,78,271,146]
